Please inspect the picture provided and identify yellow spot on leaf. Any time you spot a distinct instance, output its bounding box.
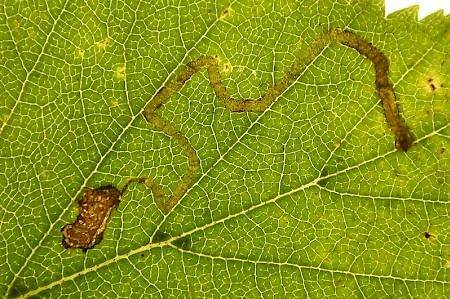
[111,99,120,107]
[220,7,234,20]
[95,37,111,50]
[115,65,126,80]
[222,62,232,73]
[419,71,445,93]
[75,48,85,58]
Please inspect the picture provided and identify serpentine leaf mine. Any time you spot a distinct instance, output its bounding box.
[143,28,414,214]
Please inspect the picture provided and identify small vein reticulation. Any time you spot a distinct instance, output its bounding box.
[143,28,414,214]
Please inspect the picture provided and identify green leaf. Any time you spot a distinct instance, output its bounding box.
[1,0,449,297]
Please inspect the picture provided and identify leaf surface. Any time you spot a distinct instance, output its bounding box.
[1,0,449,298]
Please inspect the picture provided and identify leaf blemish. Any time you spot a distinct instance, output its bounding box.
[223,62,232,73]
[75,48,85,58]
[95,37,111,50]
[115,65,126,80]
[424,231,437,241]
[428,78,437,91]
[420,74,444,93]
[220,7,234,20]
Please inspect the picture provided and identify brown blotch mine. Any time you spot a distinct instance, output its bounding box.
[61,186,121,251]
[143,28,414,214]
[61,178,150,251]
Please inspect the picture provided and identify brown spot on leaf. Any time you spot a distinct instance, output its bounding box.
[422,76,444,93]
[61,186,121,251]
[424,231,437,241]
